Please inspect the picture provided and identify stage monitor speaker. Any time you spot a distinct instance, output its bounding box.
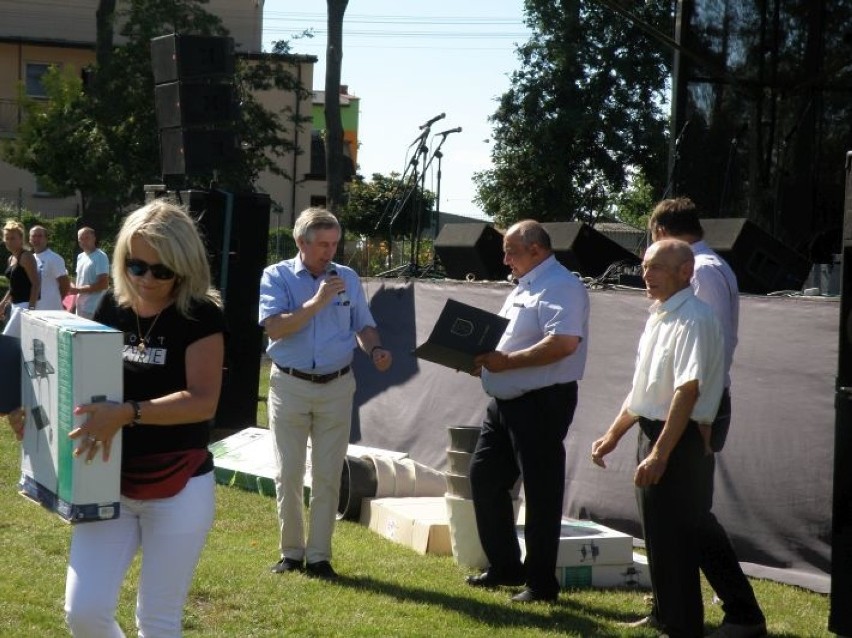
[541,222,640,278]
[433,223,509,282]
[151,34,234,85]
[159,127,236,177]
[142,188,270,430]
[830,151,852,635]
[700,218,811,295]
[154,81,236,129]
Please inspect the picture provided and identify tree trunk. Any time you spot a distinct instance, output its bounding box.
[95,0,116,68]
[325,0,349,213]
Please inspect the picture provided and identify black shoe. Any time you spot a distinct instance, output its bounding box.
[306,560,338,580]
[511,588,558,603]
[271,557,304,574]
[466,570,525,588]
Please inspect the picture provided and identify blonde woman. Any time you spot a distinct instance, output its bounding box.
[60,200,225,637]
[1,219,40,337]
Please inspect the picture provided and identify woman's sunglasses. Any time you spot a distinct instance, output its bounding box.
[125,258,176,280]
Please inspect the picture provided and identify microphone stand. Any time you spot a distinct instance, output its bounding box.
[662,119,690,199]
[378,127,431,277]
[420,134,451,278]
[718,133,739,216]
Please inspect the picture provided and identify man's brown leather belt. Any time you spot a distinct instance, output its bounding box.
[275,364,351,384]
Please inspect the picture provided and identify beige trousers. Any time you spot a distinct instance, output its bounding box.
[268,366,356,564]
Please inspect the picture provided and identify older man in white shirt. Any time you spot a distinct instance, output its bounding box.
[648,198,766,638]
[593,239,724,638]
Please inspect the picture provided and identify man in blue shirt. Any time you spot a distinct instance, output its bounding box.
[259,208,391,580]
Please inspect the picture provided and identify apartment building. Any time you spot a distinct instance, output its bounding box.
[0,0,323,226]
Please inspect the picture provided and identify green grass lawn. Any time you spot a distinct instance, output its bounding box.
[0,360,833,636]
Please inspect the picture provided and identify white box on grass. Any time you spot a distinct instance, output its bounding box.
[518,518,634,567]
[209,426,409,503]
[19,311,123,523]
[556,552,651,589]
[360,497,452,556]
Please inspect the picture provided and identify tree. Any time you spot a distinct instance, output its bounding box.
[339,172,435,238]
[325,0,349,213]
[474,0,672,228]
[612,169,655,230]
[1,0,309,215]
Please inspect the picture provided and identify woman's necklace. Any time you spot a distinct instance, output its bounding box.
[135,307,164,353]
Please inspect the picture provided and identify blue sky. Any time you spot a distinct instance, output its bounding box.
[261,1,530,219]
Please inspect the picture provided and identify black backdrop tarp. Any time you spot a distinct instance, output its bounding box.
[349,279,837,593]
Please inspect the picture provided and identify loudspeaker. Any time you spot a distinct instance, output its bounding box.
[830,152,852,635]
[151,34,234,85]
[154,81,236,129]
[434,223,509,281]
[143,188,270,430]
[159,128,237,177]
[542,222,641,278]
[700,218,811,294]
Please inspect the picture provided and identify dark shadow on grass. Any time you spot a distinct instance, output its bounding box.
[326,573,628,636]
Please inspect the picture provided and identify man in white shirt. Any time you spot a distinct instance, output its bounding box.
[70,227,110,319]
[648,199,766,638]
[592,239,724,637]
[466,220,589,603]
[29,225,69,311]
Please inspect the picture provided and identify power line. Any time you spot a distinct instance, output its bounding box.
[264,12,529,52]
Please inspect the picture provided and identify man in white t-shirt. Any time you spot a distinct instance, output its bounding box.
[70,227,110,319]
[29,225,70,311]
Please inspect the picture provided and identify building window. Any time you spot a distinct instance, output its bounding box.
[33,177,55,197]
[310,195,327,208]
[26,63,53,98]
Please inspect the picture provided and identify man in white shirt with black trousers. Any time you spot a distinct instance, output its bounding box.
[466,219,589,603]
[647,198,766,638]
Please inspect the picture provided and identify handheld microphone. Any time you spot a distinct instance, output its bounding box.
[326,264,350,306]
[419,112,446,130]
[437,126,462,136]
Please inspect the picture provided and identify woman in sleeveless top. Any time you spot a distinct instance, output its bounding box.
[1,219,40,337]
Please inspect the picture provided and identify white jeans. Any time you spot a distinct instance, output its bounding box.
[268,366,355,564]
[65,472,215,638]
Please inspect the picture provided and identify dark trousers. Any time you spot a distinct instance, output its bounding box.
[469,382,577,596]
[637,418,707,638]
[698,390,765,625]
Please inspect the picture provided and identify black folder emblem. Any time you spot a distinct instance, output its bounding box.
[414,299,509,373]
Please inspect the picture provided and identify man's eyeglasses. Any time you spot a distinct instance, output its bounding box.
[125,258,176,280]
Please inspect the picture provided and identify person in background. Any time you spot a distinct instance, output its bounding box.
[466,219,589,603]
[6,200,225,637]
[592,239,725,638]
[644,198,766,638]
[70,226,109,319]
[29,225,70,311]
[1,219,40,337]
[259,207,392,580]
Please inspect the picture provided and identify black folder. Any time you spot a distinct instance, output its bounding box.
[0,335,22,413]
[414,299,509,373]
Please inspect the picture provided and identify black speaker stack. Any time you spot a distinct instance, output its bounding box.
[433,223,509,281]
[830,153,852,636]
[144,187,271,432]
[433,221,642,282]
[151,34,238,182]
[700,218,811,295]
[542,222,641,278]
